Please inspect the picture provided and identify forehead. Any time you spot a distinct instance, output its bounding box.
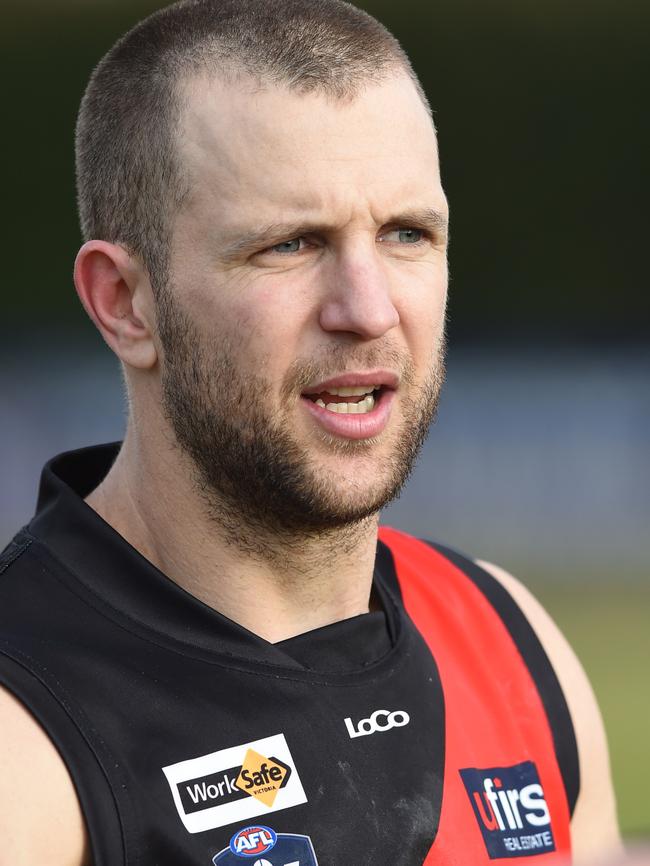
[177,72,445,238]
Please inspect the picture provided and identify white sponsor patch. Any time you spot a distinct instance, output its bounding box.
[344,709,411,738]
[162,733,307,833]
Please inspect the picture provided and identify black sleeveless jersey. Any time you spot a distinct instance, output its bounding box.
[0,445,578,866]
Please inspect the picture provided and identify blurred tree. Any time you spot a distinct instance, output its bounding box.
[2,0,648,344]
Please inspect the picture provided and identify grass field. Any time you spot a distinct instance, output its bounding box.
[533,582,650,839]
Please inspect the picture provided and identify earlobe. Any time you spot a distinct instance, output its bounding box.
[74,240,158,370]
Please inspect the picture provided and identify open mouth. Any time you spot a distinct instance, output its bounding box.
[299,372,398,439]
[302,385,385,415]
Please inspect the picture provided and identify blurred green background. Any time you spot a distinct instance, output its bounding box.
[2,0,648,342]
[1,0,648,840]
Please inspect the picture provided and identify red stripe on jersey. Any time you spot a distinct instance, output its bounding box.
[379,526,572,864]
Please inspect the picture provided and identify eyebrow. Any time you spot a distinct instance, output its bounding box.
[219,207,449,260]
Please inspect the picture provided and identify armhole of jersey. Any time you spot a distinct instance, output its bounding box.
[0,648,126,866]
[422,540,580,818]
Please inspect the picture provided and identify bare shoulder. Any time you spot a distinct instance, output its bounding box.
[0,683,90,866]
[477,559,624,865]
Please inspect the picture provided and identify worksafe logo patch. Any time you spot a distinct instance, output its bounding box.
[162,734,307,834]
[460,761,556,859]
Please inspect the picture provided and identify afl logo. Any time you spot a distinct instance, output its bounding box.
[344,709,410,739]
[229,826,277,857]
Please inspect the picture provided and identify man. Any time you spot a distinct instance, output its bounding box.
[0,1,621,864]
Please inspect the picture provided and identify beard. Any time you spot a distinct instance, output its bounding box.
[157,290,445,541]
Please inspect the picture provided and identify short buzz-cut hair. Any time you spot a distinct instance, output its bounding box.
[75,0,430,295]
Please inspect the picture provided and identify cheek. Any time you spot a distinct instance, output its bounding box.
[231,289,295,341]
[226,286,311,374]
[397,265,448,357]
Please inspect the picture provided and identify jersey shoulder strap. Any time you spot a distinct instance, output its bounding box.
[376,529,580,817]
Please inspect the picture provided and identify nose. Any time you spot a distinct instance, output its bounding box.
[318,247,400,340]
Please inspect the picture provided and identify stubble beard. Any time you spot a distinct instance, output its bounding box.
[158,291,445,551]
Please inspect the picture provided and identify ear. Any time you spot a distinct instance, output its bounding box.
[74,241,158,370]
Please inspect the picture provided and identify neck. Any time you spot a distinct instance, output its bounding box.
[85,429,380,643]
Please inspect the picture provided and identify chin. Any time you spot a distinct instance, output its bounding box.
[309,478,405,526]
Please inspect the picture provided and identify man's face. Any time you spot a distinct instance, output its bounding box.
[157,72,448,535]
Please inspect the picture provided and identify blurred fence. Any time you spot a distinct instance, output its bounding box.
[2,339,647,586]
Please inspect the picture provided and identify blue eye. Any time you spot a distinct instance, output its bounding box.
[397,228,423,244]
[271,238,303,253]
[380,228,426,245]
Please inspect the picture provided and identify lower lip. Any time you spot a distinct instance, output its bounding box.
[301,390,395,440]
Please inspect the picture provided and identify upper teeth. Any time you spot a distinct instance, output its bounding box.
[323,386,376,396]
[315,394,376,414]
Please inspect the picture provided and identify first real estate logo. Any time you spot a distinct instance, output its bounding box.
[162,734,307,834]
[460,761,556,859]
